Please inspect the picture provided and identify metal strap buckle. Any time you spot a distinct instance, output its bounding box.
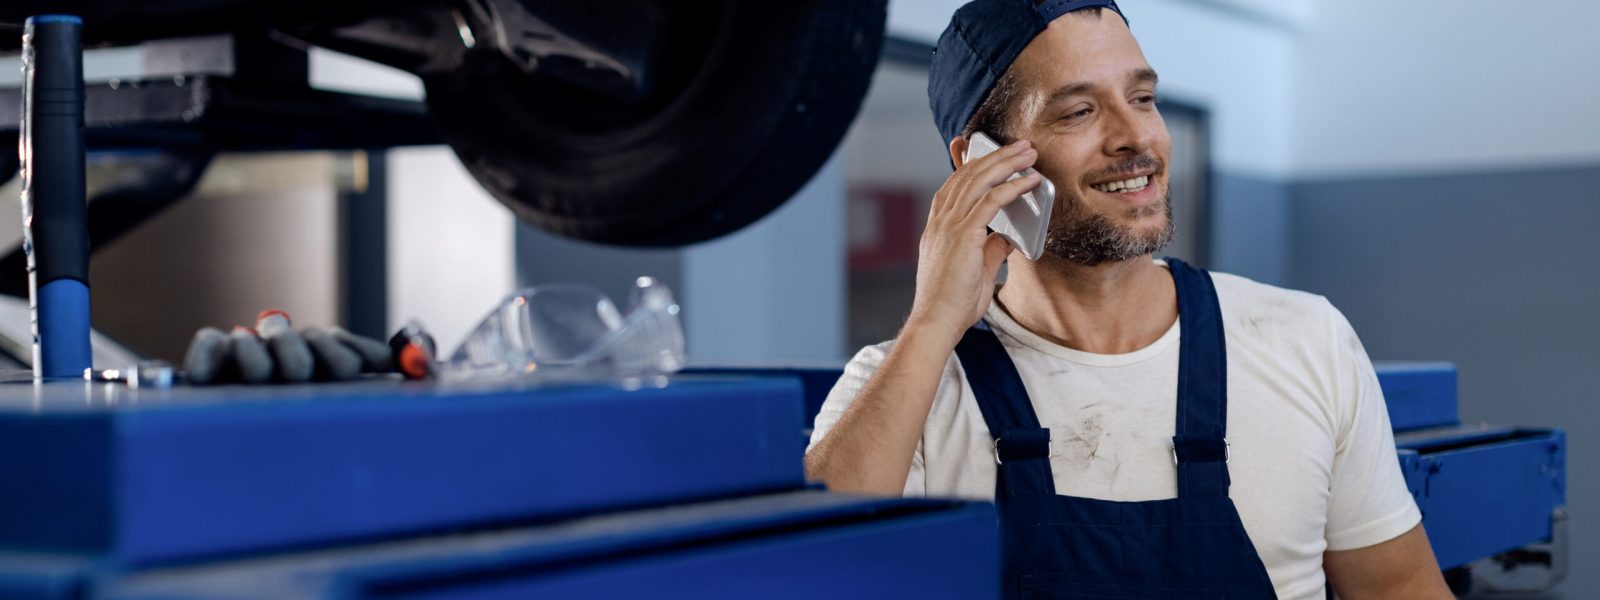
[1171,439,1230,466]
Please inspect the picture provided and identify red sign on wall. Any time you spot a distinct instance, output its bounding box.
[848,185,924,272]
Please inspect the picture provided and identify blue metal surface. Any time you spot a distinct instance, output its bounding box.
[0,376,805,566]
[684,367,841,431]
[0,553,92,600]
[94,492,999,599]
[1374,362,1459,431]
[700,362,1469,435]
[1395,426,1566,569]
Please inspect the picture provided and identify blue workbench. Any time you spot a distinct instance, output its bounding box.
[0,377,811,565]
[0,376,1001,598]
[0,361,1564,596]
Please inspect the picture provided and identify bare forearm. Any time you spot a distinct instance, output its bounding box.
[808,137,1035,495]
[1325,525,1452,599]
[804,322,960,495]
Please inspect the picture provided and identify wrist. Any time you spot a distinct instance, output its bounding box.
[900,311,968,351]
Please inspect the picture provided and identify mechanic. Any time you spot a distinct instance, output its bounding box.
[803,1,1452,598]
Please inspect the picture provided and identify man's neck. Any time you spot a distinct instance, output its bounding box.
[995,253,1178,355]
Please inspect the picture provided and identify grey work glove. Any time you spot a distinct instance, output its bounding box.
[183,319,392,385]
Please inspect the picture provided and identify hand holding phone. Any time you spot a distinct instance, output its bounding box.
[963,132,1056,260]
[905,135,1043,342]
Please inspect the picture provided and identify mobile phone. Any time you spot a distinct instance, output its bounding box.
[963,132,1056,260]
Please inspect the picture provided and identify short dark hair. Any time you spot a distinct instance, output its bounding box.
[960,64,1023,145]
[958,7,1105,145]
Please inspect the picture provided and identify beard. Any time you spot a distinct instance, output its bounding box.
[1041,185,1174,267]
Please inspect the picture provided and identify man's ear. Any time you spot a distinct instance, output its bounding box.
[949,136,970,169]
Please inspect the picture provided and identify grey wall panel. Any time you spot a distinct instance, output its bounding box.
[1291,165,1600,598]
[682,155,846,364]
[1210,171,1291,287]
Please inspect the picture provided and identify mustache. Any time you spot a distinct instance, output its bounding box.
[1081,154,1164,184]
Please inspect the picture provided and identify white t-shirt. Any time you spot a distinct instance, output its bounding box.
[808,262,1420,600]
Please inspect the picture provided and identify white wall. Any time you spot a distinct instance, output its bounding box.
[308,51,517,350]
[385,146,515,351]
[1196,0,1315,26]
[1292,0,1600,178]
[1130,0,1295,178]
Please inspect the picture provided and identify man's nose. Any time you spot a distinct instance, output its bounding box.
[1101,102,1160,156]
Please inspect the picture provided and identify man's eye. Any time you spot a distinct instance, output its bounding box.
[1064,107,1093,120]
[1134,94,1159,105]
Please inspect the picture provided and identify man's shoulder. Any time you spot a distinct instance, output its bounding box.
[841,338,951,376]
[1208,269,1338,319]
[1205,270,1348,345]
[843,337,968,388]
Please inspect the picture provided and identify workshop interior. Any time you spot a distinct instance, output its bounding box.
[0,0,1588,598]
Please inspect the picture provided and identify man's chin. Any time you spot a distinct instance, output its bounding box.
[1040,200,1174,265]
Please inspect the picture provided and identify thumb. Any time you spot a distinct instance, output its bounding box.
[982,232,1013,279]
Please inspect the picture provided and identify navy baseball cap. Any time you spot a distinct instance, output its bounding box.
[928,0,1128,149]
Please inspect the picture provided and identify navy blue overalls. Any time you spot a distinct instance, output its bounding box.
[954,258,1278,599]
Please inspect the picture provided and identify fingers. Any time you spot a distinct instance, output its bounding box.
[946,142,1035,220]
[229,327,274,383]
[267,329,315,383]
[933,139,1036,220]
[327,327,393,372]
[964,170,1042,226]
[305,327,362,381]
[966,140,1043,190]
[183,327,230,385]
[982,232,1014,275]
[184,321,395,385]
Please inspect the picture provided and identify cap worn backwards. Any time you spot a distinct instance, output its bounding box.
[927,0,1128,150]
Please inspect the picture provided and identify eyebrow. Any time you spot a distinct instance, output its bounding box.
[1041,68,1161,106]
[1130,68,1160,87]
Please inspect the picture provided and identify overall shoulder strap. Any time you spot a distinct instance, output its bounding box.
[1166,258,1233,498]
[954,323,1056,498]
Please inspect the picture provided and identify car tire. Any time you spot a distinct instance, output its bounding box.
[422,0,887,246]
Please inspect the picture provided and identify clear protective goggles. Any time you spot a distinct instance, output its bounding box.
[441,277,686,384]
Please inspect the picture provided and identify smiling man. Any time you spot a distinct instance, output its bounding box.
[803,1,1452,598]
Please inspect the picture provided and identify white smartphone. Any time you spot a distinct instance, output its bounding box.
[963,132,1056,260]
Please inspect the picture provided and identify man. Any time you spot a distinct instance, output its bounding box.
[803,1,1453,598]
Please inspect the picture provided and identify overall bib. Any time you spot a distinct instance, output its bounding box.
[954,258,1278,599]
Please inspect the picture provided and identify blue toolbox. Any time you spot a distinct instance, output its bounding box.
[0,376,1000,599]
[1375,363,1566,591]
[92,492,997,599]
